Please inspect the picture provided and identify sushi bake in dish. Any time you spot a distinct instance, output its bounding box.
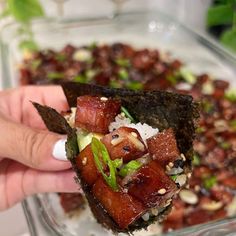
[33,82,198,233]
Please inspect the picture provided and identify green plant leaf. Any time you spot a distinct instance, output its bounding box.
[220,29,236,52]
[207,4,233,26]
[0,8,10,19]
[7,0,44,22]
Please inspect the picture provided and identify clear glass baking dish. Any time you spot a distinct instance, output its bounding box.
[1,10,236,236]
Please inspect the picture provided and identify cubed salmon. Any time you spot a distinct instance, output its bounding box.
[128,161,177,208]
[92,178,146,229]
[76,145,99,186]
[75,95,121,134]
[147,128,180,167]
[102,127,147,162]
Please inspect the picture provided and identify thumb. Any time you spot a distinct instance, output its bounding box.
[0,112,71,171]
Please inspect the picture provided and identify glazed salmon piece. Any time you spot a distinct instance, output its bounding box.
[92,178,146,229]
[75,95,121,134]
[76,145,99,186]
[102,127,147,162]
[128,161,177,208]
[147,128,180,167]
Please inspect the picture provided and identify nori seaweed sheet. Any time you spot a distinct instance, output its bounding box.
[33,82,199,234]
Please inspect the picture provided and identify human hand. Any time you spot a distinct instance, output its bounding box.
[0,86,79,211]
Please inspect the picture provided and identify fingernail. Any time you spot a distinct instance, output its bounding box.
[52,138,67,161]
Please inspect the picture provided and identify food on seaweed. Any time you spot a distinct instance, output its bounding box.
[102,127,147,162]
[147,128,180,168]
[93,177,146,229]
[21,42,236,232]
[33,82,197,232]
[75,95,121,133]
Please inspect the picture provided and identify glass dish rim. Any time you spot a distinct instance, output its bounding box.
[2,9,236,236]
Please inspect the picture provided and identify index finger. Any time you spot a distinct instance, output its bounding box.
[0,86,69,129]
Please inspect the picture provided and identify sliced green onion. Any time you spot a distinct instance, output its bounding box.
[89,41,97,50]
[170,175,178,181]
[196,127,206,133]
[47,72,64,80]
[220,141,231,150]
[179,67,196,84]
[109,80,122,88]
[202,100,214,113]
[203,176,217,190]
[91,137,118,191]
[115,58,130,67]
[167,75,178,85]
[30,59,41,70]
[55,54,66,62]
[229,119,236,131]
[192,153,200,166]
[126,81,143,90]
[85,69,97,80]
[112,159,123,169]
[121,106,136,123]
[119,160,142,177]
[74,74,87,83]
[118,68,129,80]
[224,88,236,102]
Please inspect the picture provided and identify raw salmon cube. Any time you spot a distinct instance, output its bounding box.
[75,95,121,134]
[92,178,146,229]
[128,161,177,208]
[147,128,180,167]
[76,145,99,186]
[102,127,147,162]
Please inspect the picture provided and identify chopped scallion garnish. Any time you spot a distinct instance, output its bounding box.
[203,176,217,190]
[126,81,143,91]
[192,153,200,166]
[119,160,142,177]
[118,68,129,80]
[229,119,236,131]
[121,106,136,123]
[170,175,178,181]
[224,89,236,102]
[47,72,64,80]
[220,141,231,150]
[179,67,196,84]
[112,159,123,169]
[91,137,118,191]
[74,75,87,83]
[55,54,66,62]
[115,58,130,67]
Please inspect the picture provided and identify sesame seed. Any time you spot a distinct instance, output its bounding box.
[181,153,186,161]
[82,157,87,166]
[158,188,166,195]
[168,162,174,168]
[100,97,108,101]
[194,185,200,192]
[166,165,171,172]
[187,173,192,178]
[111,137,124,146]
[131,132,138,138]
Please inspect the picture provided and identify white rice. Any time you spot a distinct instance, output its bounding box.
[109,114,159,143]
